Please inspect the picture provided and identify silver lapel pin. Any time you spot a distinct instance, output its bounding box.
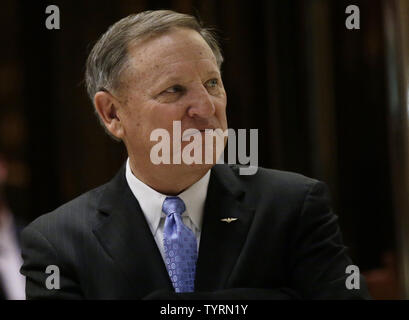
[220,217,238,223]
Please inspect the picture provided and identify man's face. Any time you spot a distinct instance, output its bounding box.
[116,27,227,170]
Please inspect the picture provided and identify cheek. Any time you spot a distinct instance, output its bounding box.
[121,108,142,131]
[118,103,145,141]
[215,98,228,126]
[153,104,186,128]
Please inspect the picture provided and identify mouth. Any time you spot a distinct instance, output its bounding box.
[182,128,215,140]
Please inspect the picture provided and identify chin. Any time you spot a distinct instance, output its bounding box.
[179,162,215,174]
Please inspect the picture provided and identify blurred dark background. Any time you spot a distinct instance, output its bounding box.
[1,0,408,299]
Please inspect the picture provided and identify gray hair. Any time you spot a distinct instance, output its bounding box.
[85,9,223,105]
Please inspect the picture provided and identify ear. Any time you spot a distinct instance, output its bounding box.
[94,91,124,139]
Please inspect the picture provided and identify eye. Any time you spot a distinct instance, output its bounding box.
[205,79,219,89]
[163,85,184,94]
[155,84,185,103]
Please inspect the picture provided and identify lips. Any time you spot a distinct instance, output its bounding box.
[182,128,215,140]
[182,129,205,140]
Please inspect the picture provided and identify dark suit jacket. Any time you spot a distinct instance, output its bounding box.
[20,164,370,299]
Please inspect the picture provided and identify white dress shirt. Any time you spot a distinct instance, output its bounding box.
[125,158,210,262]
[0,210,26,300]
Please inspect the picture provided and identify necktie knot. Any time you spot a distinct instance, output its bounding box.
[162,196,186,217]
[162,196,197,293]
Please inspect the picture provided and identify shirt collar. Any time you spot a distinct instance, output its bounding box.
[125,158,210,235]
[178,169,210,232]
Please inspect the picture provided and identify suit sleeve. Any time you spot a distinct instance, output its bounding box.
[20,226,83,299]
[288,181,370,299]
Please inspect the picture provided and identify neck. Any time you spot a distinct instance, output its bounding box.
[128,158,211,195]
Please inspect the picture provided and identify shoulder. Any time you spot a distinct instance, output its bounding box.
[23,182,109,239]
[212,164,329,213]
[214,164,321,194]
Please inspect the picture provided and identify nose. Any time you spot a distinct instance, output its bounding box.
[186,85,215,119]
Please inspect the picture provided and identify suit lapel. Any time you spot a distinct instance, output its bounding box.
[195,165,255,291]
[92,163,255,295]
[93,165,172,298]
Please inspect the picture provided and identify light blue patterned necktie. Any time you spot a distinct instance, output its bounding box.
[162,196,198,293]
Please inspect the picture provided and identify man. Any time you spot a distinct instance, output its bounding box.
[20,10,370,299]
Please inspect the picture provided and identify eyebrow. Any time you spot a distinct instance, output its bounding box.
[153,70,221,89]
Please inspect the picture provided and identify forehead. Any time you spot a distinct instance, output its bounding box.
[125,28,218,84]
